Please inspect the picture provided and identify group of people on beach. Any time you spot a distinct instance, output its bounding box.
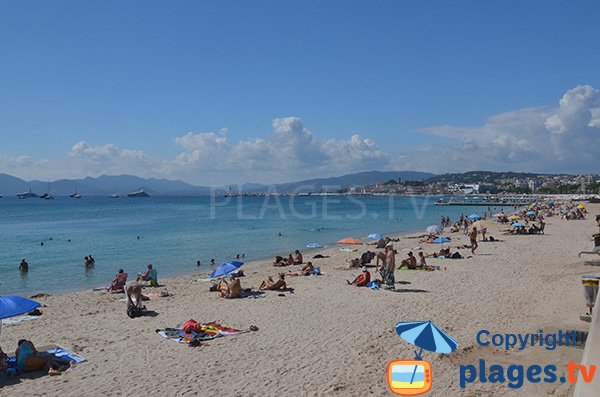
[273,250,303,267]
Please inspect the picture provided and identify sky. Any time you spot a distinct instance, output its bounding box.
[1,0,600,185]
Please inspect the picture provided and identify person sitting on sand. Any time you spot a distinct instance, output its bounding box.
[0,346,8,376]
[141,264,158,287]
[288,262,314,276]
[418,252,426,269]
[259,273,287,290]
[15,340,71,376]
[219,277,242,299]
[108,269,128,293]
[398,252,417,270]
[273,256,285,266]
[19,259,28,273]
[125,276,144,310]
[294,250,303,265]
[347,267,371,286]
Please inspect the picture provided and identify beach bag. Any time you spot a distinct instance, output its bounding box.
[127,306,143,318]
[183,319,201,334]
[312,267,321,276]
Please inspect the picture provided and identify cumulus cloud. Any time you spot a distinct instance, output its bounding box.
[404,85,600,174]
[170,116,390,182]
[0,117,390,184]
[3,87,599,184]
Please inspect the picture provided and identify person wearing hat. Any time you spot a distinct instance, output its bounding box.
[347,267,370,287]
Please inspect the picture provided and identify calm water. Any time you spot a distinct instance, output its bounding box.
[0,195,492,295]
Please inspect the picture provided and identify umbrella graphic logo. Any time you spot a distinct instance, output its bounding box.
[387,321,458,395]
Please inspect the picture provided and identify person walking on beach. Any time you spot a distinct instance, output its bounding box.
[470,227,479,254]
[19,259,28,273]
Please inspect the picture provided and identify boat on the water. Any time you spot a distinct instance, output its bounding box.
[127,190,150,197]
[70,193,82,199]
[40,193,54,200]
[17,190,38,199]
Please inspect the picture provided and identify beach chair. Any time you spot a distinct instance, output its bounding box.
[579,234,600,258]
[108,272,128,293]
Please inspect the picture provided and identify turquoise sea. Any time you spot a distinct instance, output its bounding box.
[0,195,493,296]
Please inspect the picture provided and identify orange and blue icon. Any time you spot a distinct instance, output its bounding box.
[388,321,458,395]
[387,359,432,395]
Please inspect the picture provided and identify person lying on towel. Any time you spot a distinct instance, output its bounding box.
[15,340,71,376]
[287,262,314,276]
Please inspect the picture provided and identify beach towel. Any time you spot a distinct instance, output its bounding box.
[156,322,246,344]
[1,315,40,325]
[3,345,86,377]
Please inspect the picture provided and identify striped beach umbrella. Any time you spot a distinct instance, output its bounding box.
[395,321,458,356]
[395,321,458,384]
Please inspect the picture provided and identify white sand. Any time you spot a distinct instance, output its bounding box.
[1,204,599,396]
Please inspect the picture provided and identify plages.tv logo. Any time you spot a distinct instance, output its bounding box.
[388,321,458,395]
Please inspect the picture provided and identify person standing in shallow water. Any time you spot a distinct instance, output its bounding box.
[19,259,28,272]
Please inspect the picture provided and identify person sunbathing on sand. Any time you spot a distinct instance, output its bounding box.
[15,340,71,376]
[294,250,303,265]
[398,252,417,269]
[347,267,370,286]
[259,273,287,290]
[219,277,242,298]
[419,235,438,244]
[418,252,426,269]
[288,261,314,276]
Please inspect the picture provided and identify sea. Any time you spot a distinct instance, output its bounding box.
[0,195,497,296]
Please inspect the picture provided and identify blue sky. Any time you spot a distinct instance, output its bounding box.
[1,0,600,184]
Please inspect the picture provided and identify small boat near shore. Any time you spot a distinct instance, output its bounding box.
[127,190,150,197]
[111,193,121,198]
[70,193,82,199]
[17,190,38,199]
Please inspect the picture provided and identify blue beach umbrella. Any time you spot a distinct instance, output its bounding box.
[511,222,525,227]
[468,213,481,221]
[525,211,536,216]
[395,321,458,384]
[209,261,244,279]
[306,243,322,249]
[0,296,41,320]
[0,295,41,336]
[368,233,384,240]
[432,237,450,244]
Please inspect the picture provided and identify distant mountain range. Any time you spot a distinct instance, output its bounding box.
[0,170,435,196]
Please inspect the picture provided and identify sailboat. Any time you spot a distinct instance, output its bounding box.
[69,182,81,198]
[40,181,54,200]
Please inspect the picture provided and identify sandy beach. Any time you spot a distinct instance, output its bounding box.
[1,203,599,396]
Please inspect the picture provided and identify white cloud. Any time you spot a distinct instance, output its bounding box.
[170,116,390,183]
[400,85,600,174]
[0,117,390,184]
[2,86,599,184]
